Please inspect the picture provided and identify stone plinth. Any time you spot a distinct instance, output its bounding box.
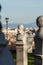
[16,41,27,65]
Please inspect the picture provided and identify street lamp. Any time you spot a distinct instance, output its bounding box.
[5,17,9,39]
[0,4,2,11]
[0,4,2,21]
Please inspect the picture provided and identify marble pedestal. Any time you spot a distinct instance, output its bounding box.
[16,41,27,65]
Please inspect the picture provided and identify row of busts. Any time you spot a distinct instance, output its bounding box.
[17,15,43,42]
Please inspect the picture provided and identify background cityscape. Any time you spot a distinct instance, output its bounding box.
[0,0,43,28]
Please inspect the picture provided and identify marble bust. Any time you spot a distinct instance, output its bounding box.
[17,24,25,41]
[33,16,43,65]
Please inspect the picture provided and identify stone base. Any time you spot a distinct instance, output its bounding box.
[34,55,42,65]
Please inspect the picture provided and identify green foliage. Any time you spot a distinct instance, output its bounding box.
[11,52,34,65]
[12,52,16,59]
[11,51,16,62]
[28,53,34,65]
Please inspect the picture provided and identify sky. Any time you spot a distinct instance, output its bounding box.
[0,0,43,27]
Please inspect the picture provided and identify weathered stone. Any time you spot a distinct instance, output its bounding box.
[34,16,43,65]
[16,24,27,65]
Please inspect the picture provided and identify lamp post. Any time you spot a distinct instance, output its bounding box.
[5,18,9,39]
[0,4,2,22]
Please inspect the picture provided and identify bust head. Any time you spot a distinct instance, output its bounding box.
[18,24,24,29]
[18,24,24,34]
[36,15,43,28]
[36,16,43,39]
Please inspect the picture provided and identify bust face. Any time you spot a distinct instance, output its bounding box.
[36,16,43,39]
[23,32,33,44]
[36,16,43,27]
[27,36,33,43]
